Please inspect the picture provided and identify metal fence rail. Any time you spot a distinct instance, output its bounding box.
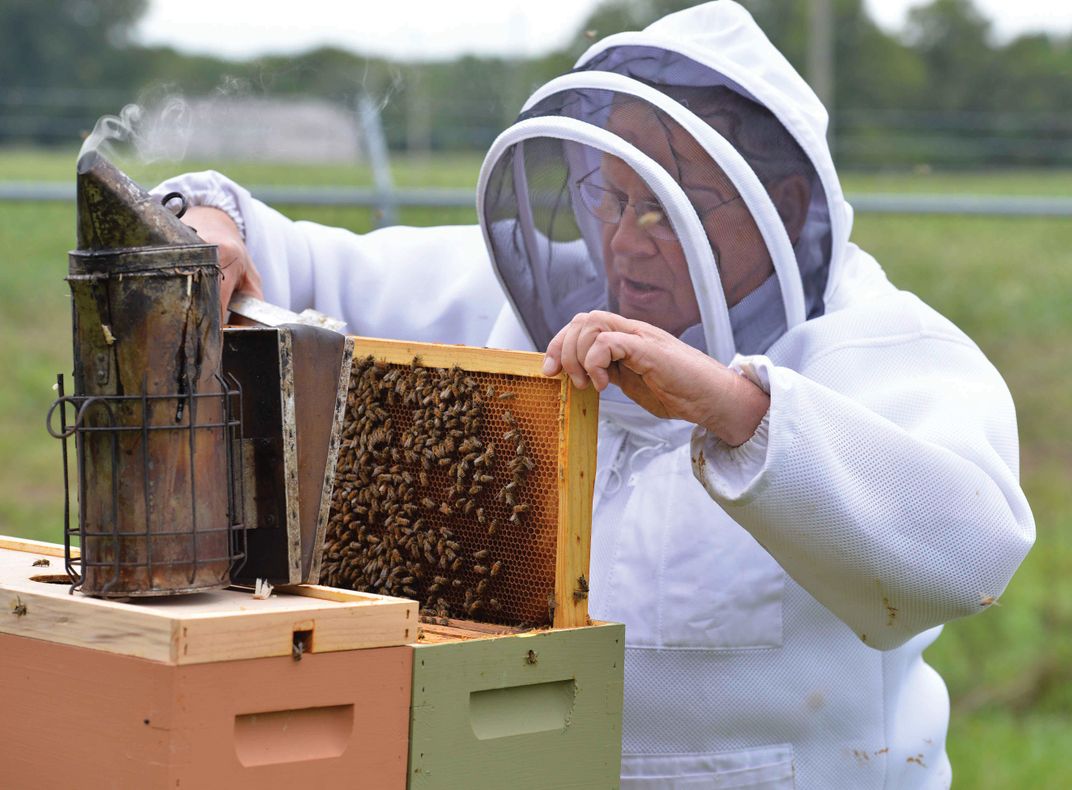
[2,181,1071,217]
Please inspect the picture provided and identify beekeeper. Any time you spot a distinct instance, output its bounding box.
[157,2,1034,787]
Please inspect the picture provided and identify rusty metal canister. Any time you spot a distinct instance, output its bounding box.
[67,152,235,596]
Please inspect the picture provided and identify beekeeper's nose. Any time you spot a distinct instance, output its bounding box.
[609,204,661,257]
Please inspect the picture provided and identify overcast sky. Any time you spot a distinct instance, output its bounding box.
[134,0,1072,62]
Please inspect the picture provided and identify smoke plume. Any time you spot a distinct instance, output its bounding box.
[78,86,193,164]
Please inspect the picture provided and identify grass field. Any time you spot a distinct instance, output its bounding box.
[1,148,1069,787]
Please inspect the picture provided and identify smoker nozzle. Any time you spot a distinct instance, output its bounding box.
[75,150,202,252]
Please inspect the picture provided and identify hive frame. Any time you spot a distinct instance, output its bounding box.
[316,336,598,629]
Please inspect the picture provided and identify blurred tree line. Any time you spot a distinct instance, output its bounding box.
[2,0,1070,168]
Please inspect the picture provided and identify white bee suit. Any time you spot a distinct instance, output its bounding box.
[154,3,1033,786]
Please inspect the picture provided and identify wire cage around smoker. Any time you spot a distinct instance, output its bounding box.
[47,372,247,597]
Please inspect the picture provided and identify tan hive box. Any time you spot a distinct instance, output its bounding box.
[0,538,416,789]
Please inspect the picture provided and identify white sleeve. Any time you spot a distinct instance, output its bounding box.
[150,171,504,345]
[690,301,1035,651]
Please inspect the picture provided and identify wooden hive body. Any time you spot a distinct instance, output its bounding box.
[408,621,625,789]
[1,539,625,789]
[0,538,415,789]
[319,336,599,630]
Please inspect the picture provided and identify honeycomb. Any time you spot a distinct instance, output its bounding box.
[320,354,564,627]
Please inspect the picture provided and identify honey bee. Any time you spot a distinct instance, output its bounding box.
[473,549,489,560]
[497,391,516,401]
[473,564,488,576]
[489,560,502,577]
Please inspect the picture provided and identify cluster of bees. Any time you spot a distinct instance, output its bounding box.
[320,355,539,625]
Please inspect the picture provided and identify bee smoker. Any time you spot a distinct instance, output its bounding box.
[47,151,245,597]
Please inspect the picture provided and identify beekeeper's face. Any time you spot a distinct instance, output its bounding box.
[594,103,780,337]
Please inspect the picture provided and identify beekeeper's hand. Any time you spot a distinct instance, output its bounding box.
[180,206,264,320]
[542,311,769,447]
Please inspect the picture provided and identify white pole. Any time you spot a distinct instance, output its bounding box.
[357,94,399,227]
[808,0,835,151]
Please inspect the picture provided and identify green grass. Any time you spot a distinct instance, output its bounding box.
[2,148,1070,786]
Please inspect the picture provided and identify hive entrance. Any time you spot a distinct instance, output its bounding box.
[321,354,565,627]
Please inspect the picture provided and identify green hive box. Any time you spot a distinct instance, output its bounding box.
[408,622,625,789]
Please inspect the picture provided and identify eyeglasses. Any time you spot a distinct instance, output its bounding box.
[574,167,745,241]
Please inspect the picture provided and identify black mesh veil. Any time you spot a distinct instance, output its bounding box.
[479,46,831,362]
[579,45,833,324]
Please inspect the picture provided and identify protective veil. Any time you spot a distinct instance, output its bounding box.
[478,25,835,365]
[153,3,1034,787]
